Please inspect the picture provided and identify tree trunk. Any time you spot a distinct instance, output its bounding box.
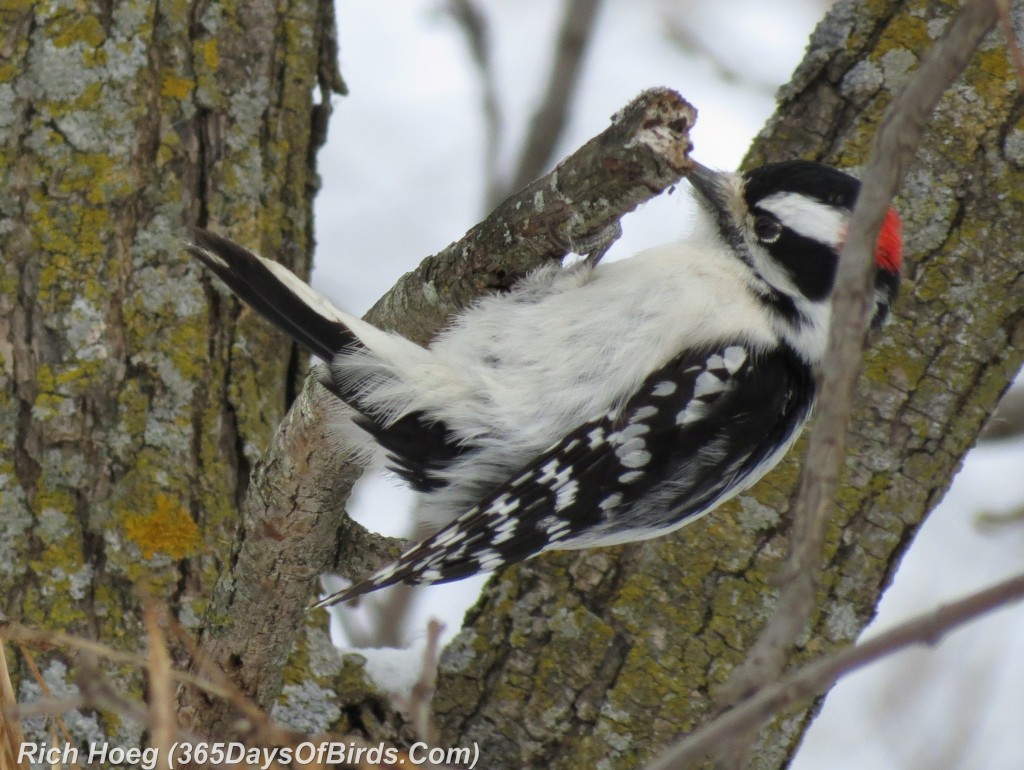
[1,0,340,742]
[432,2,1024,768]
[3,0,1023,768]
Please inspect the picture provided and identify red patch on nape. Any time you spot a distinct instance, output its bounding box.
[875,207,903,274]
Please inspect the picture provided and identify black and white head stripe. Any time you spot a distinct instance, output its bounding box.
[754,192,847,251]
[312,341,813,608]
[739,161,866,304]
[743,160,859,211]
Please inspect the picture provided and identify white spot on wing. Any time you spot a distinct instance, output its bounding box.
[537,460,561,484]
[617,423,650,441]
[676,401,707,425]
[538,516,571,539]
[433,528,467,547]
[489,493,521,516]
[723,346,747,373]
[555,479,579,511]
[475,548,506,572]
[631,405,658,422]
[600,492,623,510]
[652,380,677,397]
[491,520,518,544]
[618,449,651,469]
[694,371,726,397]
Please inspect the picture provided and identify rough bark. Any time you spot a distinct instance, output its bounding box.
[432,2,1024,768]
[0,0,340,745]
[3,0,1022,768]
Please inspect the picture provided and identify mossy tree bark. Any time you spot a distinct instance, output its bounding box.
[3,0,1023,768]
[1,0,340,744]
[431,2,1024,769]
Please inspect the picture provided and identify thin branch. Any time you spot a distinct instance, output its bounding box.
[444,0,504,206]
[979,385,1024,442]
[144,602,176,770]
[180,87,697,734]
[11,645,77,750]
[504,0,605,201]
[644,570,1024,770]
[663,16,776,96]
[365,87,695,343]
[0,642,27,770]
[714,0,1002,757]
[996,0,1024,90]
[976,502,1024,530]
[397,619,445,746]
[5,617,392,770]
[0,621,232,701]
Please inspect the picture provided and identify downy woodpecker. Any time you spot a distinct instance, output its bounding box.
[187,160,903,608]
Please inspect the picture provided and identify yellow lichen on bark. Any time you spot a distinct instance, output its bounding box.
[123,493,201,560]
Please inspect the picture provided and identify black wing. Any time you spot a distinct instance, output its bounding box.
[313,342,814,607]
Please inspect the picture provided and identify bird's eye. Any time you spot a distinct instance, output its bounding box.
[754,214,783,244]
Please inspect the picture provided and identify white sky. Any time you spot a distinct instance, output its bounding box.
[312,2,1024,766]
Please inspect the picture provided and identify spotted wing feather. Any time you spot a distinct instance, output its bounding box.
[313,343,813,607]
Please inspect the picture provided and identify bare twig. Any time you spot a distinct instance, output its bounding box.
[976,503,1024,530]
[398,620,445,746]
[996,0,1024,90]
[14,645,77,750]
[77,655,154,731]
[979,385,1024,442]
[714,0,1002,761]
[0,622,231,701]
[644,570,1024,770]
[448,0,606,207]
[664,16,777,96]
[144,602,175,770]
[365,87,695,343]
[6,617,389,770]
[444,0,504,205]
[370,584,417,648]
[5,614,304,758]
[7,696,86,720]
[504,0,604,201]
[0,643,28,770]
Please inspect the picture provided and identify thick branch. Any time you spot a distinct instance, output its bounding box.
[180,88,696,733]
[716,0,1002,725]
[365,87,696,343]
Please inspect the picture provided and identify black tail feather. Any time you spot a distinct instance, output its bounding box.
[186,228,357,362]
[189,228,468,500]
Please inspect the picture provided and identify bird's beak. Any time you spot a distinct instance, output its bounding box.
[684,160,741,244]
[684,160,728,212]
